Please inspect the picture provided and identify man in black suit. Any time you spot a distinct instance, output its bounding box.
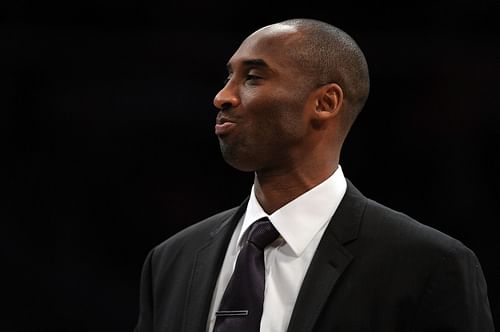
[134,18,494,331]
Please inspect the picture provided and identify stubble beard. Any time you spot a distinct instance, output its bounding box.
[218,137,260,173]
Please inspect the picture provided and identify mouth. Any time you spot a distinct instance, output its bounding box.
[215,115,237,136]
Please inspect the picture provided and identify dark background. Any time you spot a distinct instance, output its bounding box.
[3,1,499,330]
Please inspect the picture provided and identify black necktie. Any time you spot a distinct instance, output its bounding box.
[214,217,280,332]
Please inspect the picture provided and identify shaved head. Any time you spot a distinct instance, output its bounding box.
[268,18,370,132]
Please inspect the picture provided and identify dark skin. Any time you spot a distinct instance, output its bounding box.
[214,24,345,214]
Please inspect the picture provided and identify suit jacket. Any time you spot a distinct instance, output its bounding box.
[134,180,494,331]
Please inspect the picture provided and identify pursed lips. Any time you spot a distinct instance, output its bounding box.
[215,114,238,136]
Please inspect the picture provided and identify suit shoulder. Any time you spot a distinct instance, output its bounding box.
[362,197,471,256]
[152,206,240,254]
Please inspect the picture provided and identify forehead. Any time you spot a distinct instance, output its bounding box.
[227,24,302,71]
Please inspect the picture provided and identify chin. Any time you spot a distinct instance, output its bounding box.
[219,144,258,173]
[222,155,258,173]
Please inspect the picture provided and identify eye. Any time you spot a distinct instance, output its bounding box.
[246,74,262,83]
[246,74,260,80]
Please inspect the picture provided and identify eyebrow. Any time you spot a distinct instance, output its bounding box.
[226,58,271,72]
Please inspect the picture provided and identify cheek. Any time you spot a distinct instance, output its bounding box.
[267,93,308,136]
[242,88,309,138]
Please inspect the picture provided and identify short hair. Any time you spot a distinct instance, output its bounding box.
[278,18,370,132]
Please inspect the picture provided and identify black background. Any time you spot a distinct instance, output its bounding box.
[3,1,500,330]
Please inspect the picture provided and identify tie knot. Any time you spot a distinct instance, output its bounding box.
[246,218,280,250]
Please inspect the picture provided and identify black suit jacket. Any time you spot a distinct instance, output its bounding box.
[134,180,494,331]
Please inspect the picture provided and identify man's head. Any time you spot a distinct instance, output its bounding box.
[213,18,370,173]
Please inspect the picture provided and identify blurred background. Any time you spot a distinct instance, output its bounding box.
[2,0,499,330]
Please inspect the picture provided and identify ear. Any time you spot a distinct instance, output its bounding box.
[314,83,343,120]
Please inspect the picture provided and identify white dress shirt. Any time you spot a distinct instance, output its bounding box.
[207,165,347,332]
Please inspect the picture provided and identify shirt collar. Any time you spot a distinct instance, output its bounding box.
[239,165,347,256]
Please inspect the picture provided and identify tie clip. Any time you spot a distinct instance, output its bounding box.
[215,310,249,317]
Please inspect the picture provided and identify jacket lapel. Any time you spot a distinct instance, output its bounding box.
[182,198,249,332]
[286,180,367,332]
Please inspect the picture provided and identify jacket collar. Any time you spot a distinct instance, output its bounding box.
[287,180,366,332]
[182,197,249,332]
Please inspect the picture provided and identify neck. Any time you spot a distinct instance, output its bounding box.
[253,162,338,214]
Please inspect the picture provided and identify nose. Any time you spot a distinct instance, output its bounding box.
[213,82,240,111]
